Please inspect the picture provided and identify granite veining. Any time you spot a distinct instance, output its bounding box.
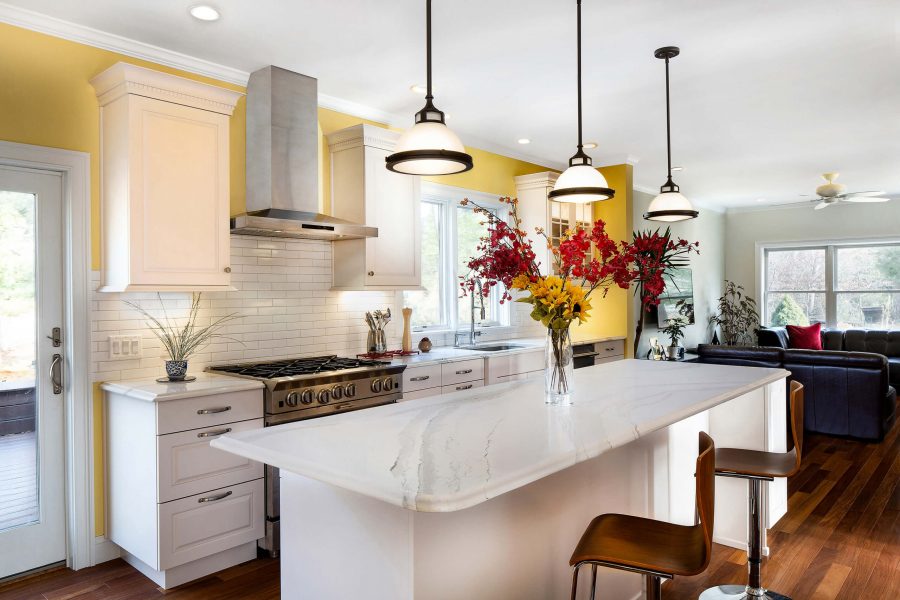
[212,360,787,512]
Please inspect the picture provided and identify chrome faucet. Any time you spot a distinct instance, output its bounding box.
[455,278,485,348]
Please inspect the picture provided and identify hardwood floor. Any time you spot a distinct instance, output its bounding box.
[1,413,896,599]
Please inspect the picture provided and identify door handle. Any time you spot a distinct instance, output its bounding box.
[49,353,62,395]
[198,490,233,504]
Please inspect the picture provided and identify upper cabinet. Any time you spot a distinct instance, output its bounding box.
[327,124,422,290]
[91,62,243,292]
[515,172,594,276]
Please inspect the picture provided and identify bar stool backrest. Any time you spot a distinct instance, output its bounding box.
[696,431,716,570]
[788,381,805,476]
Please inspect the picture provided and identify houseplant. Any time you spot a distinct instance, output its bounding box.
[661,304,689,361]
[460,197,634,404]
[709,280,760,345]
[125,293,241,381]
[630,228,700,358]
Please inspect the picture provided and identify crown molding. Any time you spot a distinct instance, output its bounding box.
[317,93,405,129]
[0,1,251,85]
[325,123,400,153]
[514,171,559,190]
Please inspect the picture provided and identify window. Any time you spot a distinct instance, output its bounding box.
[402,186,508,331]
[763,242,900,329]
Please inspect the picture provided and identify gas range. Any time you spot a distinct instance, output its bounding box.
[207,355,406,426]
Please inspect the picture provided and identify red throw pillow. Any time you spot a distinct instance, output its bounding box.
[786,323,822,350]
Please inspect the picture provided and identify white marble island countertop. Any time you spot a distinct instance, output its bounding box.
[212,360,787,512]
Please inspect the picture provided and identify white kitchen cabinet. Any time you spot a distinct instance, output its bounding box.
[515,172,594,275]
[103,377,265,588]
[485,349,544,384]
[91,62,243,292]
[327,124,422,290]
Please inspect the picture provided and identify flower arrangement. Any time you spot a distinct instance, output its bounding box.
[460,197,634,402]
[629,228,700,358]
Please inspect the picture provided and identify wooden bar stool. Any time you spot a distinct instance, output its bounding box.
[569,431,715,600]
[700,381,804,600]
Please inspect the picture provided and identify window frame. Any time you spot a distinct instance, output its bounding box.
[759,238,900,329]
[404,183,511,333]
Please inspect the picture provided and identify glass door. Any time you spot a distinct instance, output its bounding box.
[0,165,66,578]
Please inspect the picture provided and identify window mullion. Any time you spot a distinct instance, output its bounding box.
[445,199,458,332]
[825,245,836,328]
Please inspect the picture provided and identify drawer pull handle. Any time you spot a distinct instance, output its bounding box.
[197,427,232,438]
[455,369,473,375]
[197,406,231,415]
[456,384,473,390]
[605,347,615,351]
[410,375,430,382]
[198,490,233,503]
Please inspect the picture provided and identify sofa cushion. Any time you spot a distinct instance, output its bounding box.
[821,329,845,351]
[696,345,783,368]
[757,327,789,349]
[844,329,900,358]
[787,323,823,350]
[889,358,900,387]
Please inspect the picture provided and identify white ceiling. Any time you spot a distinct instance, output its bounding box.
[4,0,899,208]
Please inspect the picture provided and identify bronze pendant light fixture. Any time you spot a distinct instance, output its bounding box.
[385,0,473,175]
[548,0,614,204]
[644,46,699,222]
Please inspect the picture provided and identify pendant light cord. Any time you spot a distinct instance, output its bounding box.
[426,0,433,101]
[576,0,583,151]
[665,53,672,179]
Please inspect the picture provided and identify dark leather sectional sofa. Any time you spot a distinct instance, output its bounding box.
[697,339,897,442]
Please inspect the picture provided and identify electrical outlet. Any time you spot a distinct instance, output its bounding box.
[109,335,142,360]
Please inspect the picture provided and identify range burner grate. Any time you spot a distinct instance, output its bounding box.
[210,355,389,379]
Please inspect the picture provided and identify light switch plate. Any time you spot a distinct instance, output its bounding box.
[109,335,142,360]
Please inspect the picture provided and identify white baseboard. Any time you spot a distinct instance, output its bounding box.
[712,535,769,557]
[92,536,121,566]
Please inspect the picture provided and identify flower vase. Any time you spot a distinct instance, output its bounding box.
[545,327,574,405]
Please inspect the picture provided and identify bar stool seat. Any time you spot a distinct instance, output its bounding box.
[569,432,715,600]
[570,514,709,576]
[714,447,797,479]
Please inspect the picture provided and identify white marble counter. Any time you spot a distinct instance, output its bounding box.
[101,372,264,402]
[213,360,787,512]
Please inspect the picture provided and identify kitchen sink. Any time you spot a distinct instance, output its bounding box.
[457,344,529,352]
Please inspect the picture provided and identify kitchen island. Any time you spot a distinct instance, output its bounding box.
[213,359,789,599]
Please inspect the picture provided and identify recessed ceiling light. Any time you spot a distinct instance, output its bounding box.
[671,166,683,172]
[517,138,531,145]
[189,5,220,21]
[583,142,598,149]
[409,84,428,95]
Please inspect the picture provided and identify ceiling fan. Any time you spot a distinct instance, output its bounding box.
[808,172,890,210]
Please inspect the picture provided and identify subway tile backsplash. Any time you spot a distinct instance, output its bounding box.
[91,235,542,383]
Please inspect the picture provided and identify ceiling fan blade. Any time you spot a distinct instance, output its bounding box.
[842,195,890,203]
[814,201,831,210]
[840,190,885,198]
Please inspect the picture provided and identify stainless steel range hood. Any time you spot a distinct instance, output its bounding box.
[231,66,377,240]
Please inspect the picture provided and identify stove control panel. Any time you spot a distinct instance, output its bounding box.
[270,373,403,414]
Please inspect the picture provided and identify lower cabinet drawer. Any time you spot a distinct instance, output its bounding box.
[401,387,441,402]
[595,339,625,359]
[402,364,443,392]
[441,359,485,386]
[157,418,264,503]
[156,389,263,435]
[442,380,484,394]
[158,478,264,570]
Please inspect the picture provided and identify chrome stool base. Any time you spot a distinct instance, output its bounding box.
[699,584,791,600]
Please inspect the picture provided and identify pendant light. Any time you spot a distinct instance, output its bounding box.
[548,0,614,204]
[644,46,698,222]
[386,0,473,175]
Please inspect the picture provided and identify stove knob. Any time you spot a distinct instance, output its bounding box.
[300,390,314,405]
[371,379,382,393]
[344,383,356,398]
[285,392,299,407]
[317,390,331,404]
[382,377,394,391]
[331,385,343,400]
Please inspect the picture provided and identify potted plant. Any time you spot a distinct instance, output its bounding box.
[661,317,687,361]
[709,281,760,346]
[125,293,241,381]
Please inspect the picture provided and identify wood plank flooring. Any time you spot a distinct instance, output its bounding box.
[0,431,38,531]
[1,409,896,599]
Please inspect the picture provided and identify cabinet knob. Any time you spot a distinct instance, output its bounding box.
[224,266,232,273]
[368,271,375,276]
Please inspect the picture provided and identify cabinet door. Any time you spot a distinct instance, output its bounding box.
[364,146,421,287]
[129,96,231,287]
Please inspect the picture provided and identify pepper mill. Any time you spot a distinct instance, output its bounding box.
[401,307,413,353]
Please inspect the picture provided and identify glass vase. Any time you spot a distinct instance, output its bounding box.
[545,326,574,405]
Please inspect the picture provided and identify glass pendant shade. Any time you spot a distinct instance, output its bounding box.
[550,164,613,204]
[644,190,698,222]
[386,121,472,175]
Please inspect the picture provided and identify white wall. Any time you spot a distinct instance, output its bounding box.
[91,236,542,384]
[631,191,725,356]
[723,201,900,302]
